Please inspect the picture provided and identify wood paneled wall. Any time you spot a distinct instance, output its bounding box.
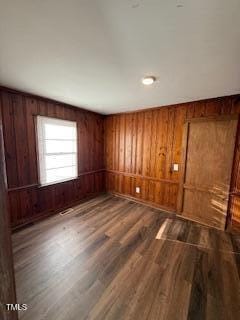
[0,88,105,228]
[0,103,18,319]
[104,96,240,230]
[2,85,240,231]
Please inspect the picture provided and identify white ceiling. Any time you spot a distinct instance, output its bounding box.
[0,0,240,114]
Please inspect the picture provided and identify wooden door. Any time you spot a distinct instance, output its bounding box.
[177,115,238,230]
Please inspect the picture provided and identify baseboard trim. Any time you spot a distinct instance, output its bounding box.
[12,192,107,232]
[108,191,176,215]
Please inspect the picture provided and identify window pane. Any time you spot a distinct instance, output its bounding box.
[37,116,78,185]
[45,154,77,169]
[45,140,76,154]
[45,123,76,140]
[46,166,77,183]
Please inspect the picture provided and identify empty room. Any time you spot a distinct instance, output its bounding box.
[1,1,240,319]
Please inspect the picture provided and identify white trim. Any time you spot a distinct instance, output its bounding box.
[36,116,78,185]
[39,177,77,188]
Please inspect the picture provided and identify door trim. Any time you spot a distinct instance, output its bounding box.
[225,115,240,229]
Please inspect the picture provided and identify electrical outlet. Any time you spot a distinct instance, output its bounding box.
[136,187,140,193]
[173,164,179,172]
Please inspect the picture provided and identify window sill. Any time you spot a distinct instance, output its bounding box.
[38,176,78,188]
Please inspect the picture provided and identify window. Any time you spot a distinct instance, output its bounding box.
[37,116,77,185]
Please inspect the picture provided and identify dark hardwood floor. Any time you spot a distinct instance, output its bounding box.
[12,195,240,320]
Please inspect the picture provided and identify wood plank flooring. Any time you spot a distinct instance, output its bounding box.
[12,195,240,320]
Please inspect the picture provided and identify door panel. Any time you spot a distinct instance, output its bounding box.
[178,116,238,230]
[182,188,228,229]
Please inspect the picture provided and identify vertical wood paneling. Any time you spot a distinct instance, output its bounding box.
[77,112,84,173]
[193,101,206,117]
[1,92,19,187]
[12,93,31,186]
[171,105,187,181]
[2,86,240,230]
[0,88,104,228]
[19,189,32,221]
[108,116,113,170]
[155,181,164,205]
[220,98,232,115]
[142,111,152,177]
[155,108,168,180]
[46,101,57,117]
[83,113,90,172]
[110,116,115,171]
[186,103,195,119]
[149,111,157,178]
[229,196,240,226]
[119,115,125,172]
[25,97,38,183]
[136,112,144,175]
[165,107,175,180]
[125,114,132,173]
[115,116,120,172]
[105,95,240,225]
[0,96,18,320]
[131,114,137,174]
[204,99,221,116]
[8,192,21,225]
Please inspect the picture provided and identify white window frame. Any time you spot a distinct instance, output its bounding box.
[36,116,78,186]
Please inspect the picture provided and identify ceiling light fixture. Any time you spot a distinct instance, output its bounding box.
[142,76,156,85]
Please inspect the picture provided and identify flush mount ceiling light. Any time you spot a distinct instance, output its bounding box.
[142,76,156,85]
